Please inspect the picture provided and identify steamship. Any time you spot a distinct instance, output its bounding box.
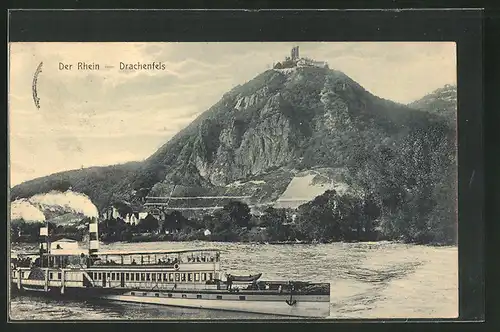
[10,217,330,318]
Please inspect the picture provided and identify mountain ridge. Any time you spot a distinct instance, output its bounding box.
[11,66,456,229]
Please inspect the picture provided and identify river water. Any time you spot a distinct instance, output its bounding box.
[9,241,458,320]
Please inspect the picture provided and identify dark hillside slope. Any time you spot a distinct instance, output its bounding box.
[10,162,141,211]
[11,66,457,244]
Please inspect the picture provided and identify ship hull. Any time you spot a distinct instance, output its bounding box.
[10,282,330,318]
[102,293,329,318]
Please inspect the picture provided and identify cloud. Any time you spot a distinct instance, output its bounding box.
[9,42,456,185]
[10,199,46,222]
[29,190,99,219]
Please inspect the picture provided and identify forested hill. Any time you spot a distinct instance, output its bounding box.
[10,162,142,211]
[11,66,457,243]
[408,84,457,123]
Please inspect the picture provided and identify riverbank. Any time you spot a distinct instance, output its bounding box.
[11,232,453,247]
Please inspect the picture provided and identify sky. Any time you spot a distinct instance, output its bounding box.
[8,42,456,186]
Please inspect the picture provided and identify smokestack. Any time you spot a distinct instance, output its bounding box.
[88,216,99,255]
[39,224,49,267]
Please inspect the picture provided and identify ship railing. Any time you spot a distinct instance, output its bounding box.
[92,257,219,267]
[92,249,220,267]
[92,260,218,267]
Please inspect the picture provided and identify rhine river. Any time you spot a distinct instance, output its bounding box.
[9,241,457,320]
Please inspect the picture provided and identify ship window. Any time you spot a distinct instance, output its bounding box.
[195,273,200,282]
[50,272,53,279]
[239,296,246,300]
[131,292,135,295]
[58,273,62,280]
[163,273,168,281]
[202,273,206,281]
[181,273,186,281]
[175,273,180,282]
[112,273,115,281]
[146,273,150,281]
[21,272,25,278]
[169,273,174,282]
[99,273,102,280]
[216,295,222,300]
[126,273,130,281]
[188,273,192,282]
[155,293,159,297]
[168,293,172,298]
[157,273,161,282]
[131,273,135,281]
[141,273,145,281]
[152,273,156,281]
[209,273,213,280]
[136,273,140,281]
[182,294,187,298]
[197,294,202,299]
[143,292,147,296]
[117,273,120,280]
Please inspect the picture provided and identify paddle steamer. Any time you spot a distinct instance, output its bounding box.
[10,217,330,318]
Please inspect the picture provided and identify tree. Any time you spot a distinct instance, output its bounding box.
[207,202,250,241]
[202,214,216,230]
[296,190,340,242]
[261,207,288,241]
[294,190,380,243]
[211,210,239,241]
[162,211,187,233]
[138,214,159,233]
[221,201,251,229]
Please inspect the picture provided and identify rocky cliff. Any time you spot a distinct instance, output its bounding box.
[11,66,456,219]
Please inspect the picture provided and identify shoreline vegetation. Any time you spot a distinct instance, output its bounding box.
[11,189,456,247]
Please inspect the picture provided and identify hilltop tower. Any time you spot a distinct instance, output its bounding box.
[291,46,300,61]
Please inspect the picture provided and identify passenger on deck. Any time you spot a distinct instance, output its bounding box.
[131,259,137,265]
[226,274,233,290]
[80,253,86,266]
